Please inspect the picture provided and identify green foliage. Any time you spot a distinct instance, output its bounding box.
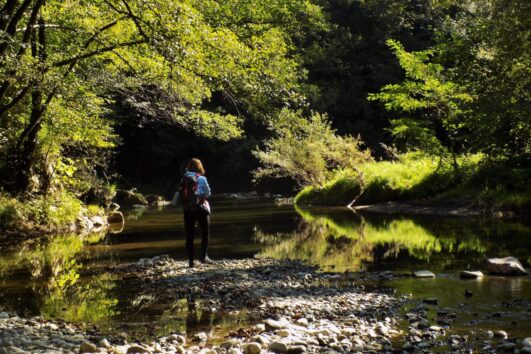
[0,190,82,231]
[368,39,473,154]
[0,0,326,198]
[437,0,531,160]
[296,152,531,211]
[253,109,372,187]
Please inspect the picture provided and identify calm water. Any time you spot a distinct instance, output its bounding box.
[0,199,529,340]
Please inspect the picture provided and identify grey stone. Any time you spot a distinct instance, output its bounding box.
[460,271,484,279]
[78,342,99,353]
[126,345,151,354]
[265,318,287,330]
[287,346,306,354]
[522,337,531,347]
[220,339,240,350]
[98,339,110,349]
[193,332,208,342]
[497,342,516,351]
[487,257,528,276]
[242,342,261,354]
[413,271,435,278]
[269,341,288,353]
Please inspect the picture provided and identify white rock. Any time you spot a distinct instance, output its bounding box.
[413,271,435,278]
[295,318,308,327]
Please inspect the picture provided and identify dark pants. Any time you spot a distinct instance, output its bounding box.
[183,210,210,265]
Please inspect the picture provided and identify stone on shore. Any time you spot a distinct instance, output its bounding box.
[460,270,484,279]
[269,341,289,353]
[126,345,151,354]
[487,257,528,275]
[79,342,99,353]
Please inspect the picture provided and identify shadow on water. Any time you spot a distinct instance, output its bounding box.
[0,199,529,339]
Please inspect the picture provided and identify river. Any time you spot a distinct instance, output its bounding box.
[0,198,529,341]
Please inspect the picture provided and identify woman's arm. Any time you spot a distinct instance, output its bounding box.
[198,176,211,198]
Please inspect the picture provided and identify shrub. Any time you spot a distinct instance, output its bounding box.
[253,109,372,188]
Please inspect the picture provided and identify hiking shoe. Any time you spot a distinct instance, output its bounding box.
[201,256,214,264]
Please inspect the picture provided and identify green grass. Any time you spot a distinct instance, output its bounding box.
[0,191,83,231]
[295,153,531,212]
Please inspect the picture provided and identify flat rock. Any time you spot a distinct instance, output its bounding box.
[413,271,435,278]
[269,341,288,353]
[265,318,288,330]
[523,338,531,347]
[79,342,99,353]
[126,345,151,354]
[487,257,528,276]
[460,270,484,279]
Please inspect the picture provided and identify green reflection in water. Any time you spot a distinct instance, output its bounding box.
[0,232,119,325]
[257,205,530,272]
[42,273,118,324]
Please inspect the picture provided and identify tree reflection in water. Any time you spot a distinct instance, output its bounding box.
[256,205,531,272]
[0,233,119,324]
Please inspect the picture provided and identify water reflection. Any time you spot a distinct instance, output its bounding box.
[257,205,531,272]
[0,233,119,324]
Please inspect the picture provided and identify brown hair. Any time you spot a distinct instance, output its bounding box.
[185,158,205,174]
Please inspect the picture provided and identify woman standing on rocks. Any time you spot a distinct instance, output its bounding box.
[179,158,212,268]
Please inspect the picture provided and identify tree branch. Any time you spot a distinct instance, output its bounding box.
[0,0,34,58]
[53,39,147,67]
[0,0,19,32]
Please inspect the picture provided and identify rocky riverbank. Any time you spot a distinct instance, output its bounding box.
[1,257,530,353]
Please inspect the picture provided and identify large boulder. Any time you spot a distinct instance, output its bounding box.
[487,257,528,276]
[114,189,148,206]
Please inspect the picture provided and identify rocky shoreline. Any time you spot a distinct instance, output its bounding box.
[1,257,530,353]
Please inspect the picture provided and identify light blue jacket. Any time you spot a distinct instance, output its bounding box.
[184,172,211,198]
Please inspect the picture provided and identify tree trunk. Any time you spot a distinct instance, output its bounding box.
[14,15,46,194]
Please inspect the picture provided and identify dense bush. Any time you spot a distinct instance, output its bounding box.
[253,109,372,188]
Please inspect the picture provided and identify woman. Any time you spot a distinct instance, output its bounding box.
[180,158,212,268]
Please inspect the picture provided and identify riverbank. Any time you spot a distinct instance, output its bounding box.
[0,256,531,354]
[295,154,531,217]
[1,256,530,353]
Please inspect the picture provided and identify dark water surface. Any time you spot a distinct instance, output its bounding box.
[0,199,529,340]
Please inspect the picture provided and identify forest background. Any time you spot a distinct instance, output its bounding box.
[0,0,529,230]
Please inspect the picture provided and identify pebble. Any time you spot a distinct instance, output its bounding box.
[494,330,508,339]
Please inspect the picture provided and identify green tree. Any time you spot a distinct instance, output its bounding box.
[438,0,531,161]
[0,0,323,195]
[253,109,371,187]
[368,39,473,163]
